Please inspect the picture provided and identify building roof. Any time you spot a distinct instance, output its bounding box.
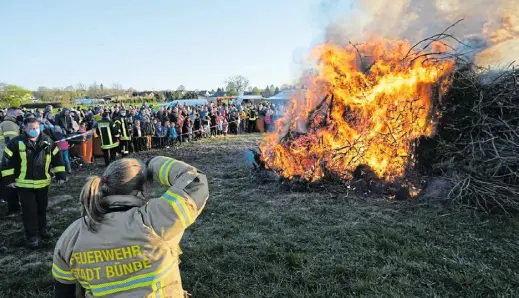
[268,89,305,100]
[210,91,227,97]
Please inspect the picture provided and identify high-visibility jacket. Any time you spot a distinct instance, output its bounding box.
[96,119,120,150]
[249,110,257,121]
[0,116,20,157]
[113,117,132,141]
[0,134,66,188]
[52,156,209,297]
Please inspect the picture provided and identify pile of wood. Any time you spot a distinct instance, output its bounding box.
[417,65,519,212]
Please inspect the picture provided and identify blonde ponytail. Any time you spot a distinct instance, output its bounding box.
[79,158,149,232]
[80,176,105,232]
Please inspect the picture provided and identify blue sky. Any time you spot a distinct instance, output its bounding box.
[0,0,353,91]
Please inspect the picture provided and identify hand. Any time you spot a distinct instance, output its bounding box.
[7,183,16,188]
[56,180,66,185]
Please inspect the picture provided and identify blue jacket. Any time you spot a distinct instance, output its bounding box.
[169,127,177,139]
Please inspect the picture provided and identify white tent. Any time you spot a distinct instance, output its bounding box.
[267,89,305,102]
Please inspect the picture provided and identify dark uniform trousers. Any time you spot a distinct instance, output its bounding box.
[5,184,20,213]
[17,187,49,239]
[102,148,117,166]
[119,139,131,157]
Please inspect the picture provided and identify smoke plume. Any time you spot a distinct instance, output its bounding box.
[322,0,519,67]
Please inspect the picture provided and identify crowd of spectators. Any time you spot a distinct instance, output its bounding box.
[0,101,283,170]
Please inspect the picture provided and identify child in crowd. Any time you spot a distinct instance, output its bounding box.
[186,118,193,142]
[216,114,222,136]
[165,121,178,146]
[222,118,228,137]
[78,122,87,133]
[54,126,72,173]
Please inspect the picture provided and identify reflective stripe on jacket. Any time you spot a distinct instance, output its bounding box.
[0,134,66,188]
[96,119,120,149]
[52,156,209,297]
[114,117,132,141]
[0,117,20,157]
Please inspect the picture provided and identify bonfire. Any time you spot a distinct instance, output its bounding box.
[258,19,519,212]
[259,36,455,183]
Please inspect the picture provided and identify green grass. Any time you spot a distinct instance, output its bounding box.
[1,134,518,297]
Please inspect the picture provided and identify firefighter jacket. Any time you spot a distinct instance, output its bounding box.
[0,116,21,157]
[52,156,209,297]
[113,116,132,141]
[1,133,66,188]
[249,109,257,121]
[96,119,120,150]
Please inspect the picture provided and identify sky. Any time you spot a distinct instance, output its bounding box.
[0,0,352,91]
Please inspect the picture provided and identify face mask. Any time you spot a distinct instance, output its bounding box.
[27,128,40,138]
[120,112,126,117]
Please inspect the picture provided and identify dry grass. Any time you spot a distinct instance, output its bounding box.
[1,134,518,297]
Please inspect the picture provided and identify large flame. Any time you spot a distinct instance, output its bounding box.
[259,38,455,182]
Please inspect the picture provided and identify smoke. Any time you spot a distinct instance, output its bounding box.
[320,0,519,68]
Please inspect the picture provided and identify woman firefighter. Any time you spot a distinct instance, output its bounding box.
[52,156,209,297]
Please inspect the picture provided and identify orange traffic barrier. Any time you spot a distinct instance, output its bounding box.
[256,118,265,132]
[93,137,104,156]
[80,138,93,163]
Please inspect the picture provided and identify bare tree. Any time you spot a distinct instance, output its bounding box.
[112,83,123,90]
[177,85,186,91]
[225,75,250,95]
[76,82,86,91]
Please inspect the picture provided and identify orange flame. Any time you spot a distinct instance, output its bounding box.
[260,38,454,182]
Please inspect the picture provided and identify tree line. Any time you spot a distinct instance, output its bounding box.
[0,74,299,107]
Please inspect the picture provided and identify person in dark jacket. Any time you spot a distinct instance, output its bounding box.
[54,108,74,135]
[96,113,120,166]
[1,117,66,248]
[113,109,133,157]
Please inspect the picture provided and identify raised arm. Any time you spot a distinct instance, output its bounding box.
[139,156,209,241]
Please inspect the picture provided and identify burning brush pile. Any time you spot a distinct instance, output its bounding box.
[257,22,519,212]
[259,36,455,198]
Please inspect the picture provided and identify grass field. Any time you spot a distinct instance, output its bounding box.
[1,134,518,297]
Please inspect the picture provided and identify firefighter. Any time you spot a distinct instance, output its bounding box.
[96,112,120,166]
[248,107,257,133]
[0,107,23,216]
[52,156,209,297]
[114,109,132,157]
[1,117,66,248]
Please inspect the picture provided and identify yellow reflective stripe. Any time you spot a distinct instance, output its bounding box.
[4,147,13,157]
[54,166,65,173]
[158,278,165,298]
[169,191,193,226]
[121,121,127,137]
[52,264,75,281]
[101,143,119,149]
[160,190,192,228]
[2,168,14,176]
[15,179,52,189]
[89,260,176,296]
[16,178,51,185]
[45,154,51,180]
[3,131,18,136]
[52,146,59,156]
[163,160,177,186]
[18,142,27,180]
[158,159,176,185]
[16,183,51,189]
